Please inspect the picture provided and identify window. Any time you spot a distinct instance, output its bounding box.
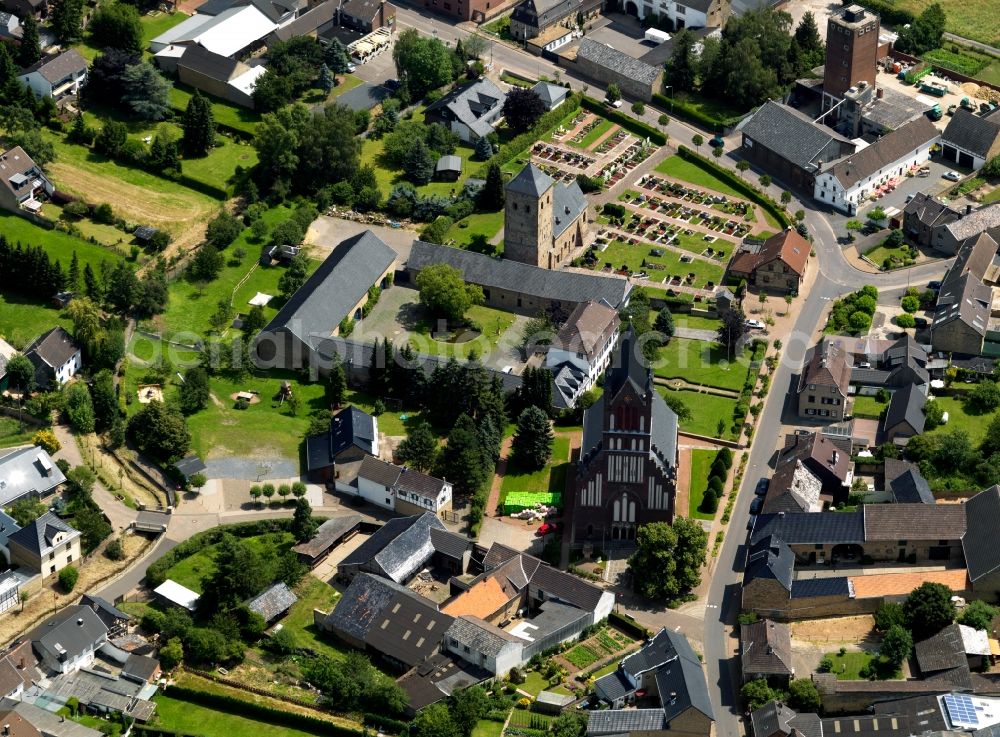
[50,565,55,574]
[815,544,824,550]
[808,395,816,402]
[899,540,907,546]
[49,552,54,561]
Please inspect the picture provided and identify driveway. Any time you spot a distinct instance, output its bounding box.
[307,216,419,262]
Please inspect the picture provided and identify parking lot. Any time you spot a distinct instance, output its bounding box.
[580,14,658,61]
[855,157,958,217]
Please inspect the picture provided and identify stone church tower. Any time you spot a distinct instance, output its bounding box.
[503,163,589,269]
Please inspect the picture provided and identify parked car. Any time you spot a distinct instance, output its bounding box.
[745,319,766,330]
[905,193,915,203]
[347,63,357,73]
[709,135,725,148]
[537,522,559,536]
[914,317,929,329]
[749,497,763,515]
[501,365,514,374]
[918,166,931,177]
[607,99,623,109]
[943,170,961,181]
[927,280,942,290]
[755,478,770,496]
[384,78,400,90]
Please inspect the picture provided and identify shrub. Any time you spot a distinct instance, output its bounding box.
[58,566,79,592]
[901,296,920,313]
[105,538,126,560]
[895,314,915,328]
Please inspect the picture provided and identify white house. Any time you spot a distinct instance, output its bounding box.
[354,456,453,515]
[814,116,940,215]
[17,49,87,100]
[627,0,729,31]
[30,606,108,675]
[423,77,506,143]
[24,327,81,388]
[546,301,621,408]
[354,455,399,511]
[444,616,523,676]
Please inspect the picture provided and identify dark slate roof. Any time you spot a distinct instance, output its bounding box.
[121,653,160,682]
[396,468,448,502]
[333,82,392,112]
[741,101,853,171]
[741,619,793,678]
[576,38,660,86]
[306,405,376,471]
[552,179,587,238]
[245,581,298,622]
[0,445,66,507]
[888,467,935,504]
[444,615,519,657]
[621,628,680,677]
[915,623,967,674]
[963,486,1000,583]
[594,669,633,701]
[292,514,362,559]
[174,454,207,480]
[588,709,667,736]
[751,510,865,546]
[744,535,794,592]
[341,0,386,22]
[357,455,402,487]
[424,77,504,138]
[340,512,446,583]
[656,630,714,722]
[23,49,86,84]
[30,606,107,663]
[269,0,335,41]
[259,230,396,349]
[25,326,78,371]
[863,503,965,541]
[751,700,799,737]
[826,116,940,190]
[511,0,577,29]
[429,527,470,560]
[8,511,77,557]
[904,191,961,230]
[79,595,131,624]
[507,163,552,197]
[177,44,240,81]
[528,559,607,612]
[942,108,1000,159]
[194,0,237,14]
[883,383,926,435]
[531,81,569,109]
[407,241,631,309]
[790,577,851,599]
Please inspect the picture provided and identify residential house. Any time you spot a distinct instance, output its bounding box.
[927,201,1000,257]
[740,101,856,193]
[442,616,523,676]
[254,230,397,372]
[797,338,853,421]
[159,45,266,108]
[29,606,108,675]
[931,232,999,356]
[545,300,620,408]
[727,229,810,295]
[8,513,79,580]
[532,81,570,111]
[883,458,934,504]
[23,327,81,388]
[424,78,505,143]
[813,117,940,215]
[940,108,1000,171]
[740,619,793,685]
[78,595,131,639]
[902,192,962,249]
[150,5,277,59]
[765,431,853,511]
[266,0,336,43]
[304,405,378,484]
[245,582,298,624]
[406,240,632,316]
[848,333,930,389]
[291,515,362,567]
[0,12,21,42]
[0,445,66,508]
[574,38,662,103]
[17,50,87,101]
[192,0,306,23]
[0,641,39,699]
[504,163,589,270]
[882,382,927,443]
[569,330,678,548]
[0,146,54,216]
[591,630,714,737]
[750,701,822,737]
[961,485,1000,597]
[416,0,513,24]
[0,698,103,737]
[38,665,157,721]
[338,0,394,32]
[394,468,452,516]
[337,512,471,584]
[915,622,991,678]
[0,338,15,392]
[353,455,401,511]
[625,0,730,30]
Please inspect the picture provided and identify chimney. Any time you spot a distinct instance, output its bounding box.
[669,692,677,705]
[77,618,84,626]
[832,451,839,465]
[18,658,24,669]
[876,87,884,99]
[4,723,10,735]
[966,204,973,216]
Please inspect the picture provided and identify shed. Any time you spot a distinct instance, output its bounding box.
[260,244,278,265]
[292,514,362,567]
[134,226,159,243]
[435,155,462,182]
[174,454,207,482]
[245,581,298,624]
[153,579,200,612]
[536,690,575,714]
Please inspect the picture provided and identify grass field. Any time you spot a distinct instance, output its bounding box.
[153,695,324,737]
[924,395,996,446]
[164,531,294,592]
[0,417,38,449]
[404,303,517,361]
[852,395,886,419]
[0,292,73,348]
[659,387,739,440]
[445,210,505,250]
[520,671,551,697]
[500,436,570,496]
[890,0,999,47]
[472,721,505,737]
[276,577,348,659]
[141,11,190,46]
[558,118,615,149]
[674,314,722,332]
[180,140,259,193]
[823,651,900,680]
[169,84,262,137]
[687,448,717,520]
[596,240,724,289]
[653,338,750,391]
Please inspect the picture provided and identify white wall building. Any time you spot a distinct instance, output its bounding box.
[17,49,87,100]
[353,456,453,514]
[546,301,620,408]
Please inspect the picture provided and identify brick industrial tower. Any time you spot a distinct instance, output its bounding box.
[823,4,879,110]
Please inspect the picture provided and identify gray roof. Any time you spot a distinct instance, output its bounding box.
[915,623,969,674]
[397,468,448,502]
[595,669,633,701]
[340,512,446,583]
[934,232,997,337]
[588,709,668,736]
[435,155,461,173]
[25,326,79,376]
[0,445,65,507]
[942,108,1000,159]
[291,514,362,560]
[655,631,714,722]
[790,577,851,599]
[176,44,241,81]
[511,0,577,29]
[306,405,376,471]
[259,230,396,349]
[507,163,553,197]
[552,179,587,238]
[963,486,1000,583]
[621,627,680,678]
[245,581,298,622]
[0,697,103,737]
[269,0,335,41]
[8,511,77,557]
[944,202,1000,243]
[825,116,940,190]
[576,38,660,86]
[429,526,470,560]
[883,383,926,436]
[174,454,207,480]
[120,653,160,683]
[889,466,934,505]
[741,619,793,678]
[424,77,504,138]
[332,81,391,112]
[528,556,608,612]
[30,605,108,664]
[23,49,86,84]
[742,100,853,171]
[357,455,402,487]
[79,595,131,625]
[445,615,520,657]
[407,241,631,309]
[744,535,795,592]
[531,81,569,108]
[751,701,823,737]
[904,191,961,230]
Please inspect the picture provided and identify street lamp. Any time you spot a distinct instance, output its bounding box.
[663,85,673,113]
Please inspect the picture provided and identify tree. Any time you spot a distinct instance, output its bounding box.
[411,703,459,737]
[605,83,621,104]
[90,369,119,433]
[511,406,553,470]
[874,601,907,632]
[969,381,1000,413]
[179,367,211,415]
[788,678,821,711]
[759,174,772,188]
[7,498,47,527]
[392,29,454,99]
[660,391,692,422]
[6,354,35,396]
[291,497,318,543]
[791,11,824,72]
[159,637,184,671]
[325,39,350,73]
[741,678,783,711]
[503,88,547,133]
[692,133,703,153]
[665,28,697,92]
[205,212,241,248]
[279,252,311,299]
[474,136,493,161]
[437,414,491,497]
[64,382,95,434]
[51,0,85,44]
[403,138,436,185]
[58,566,79,593]
[654,306,675,341]
[717,307,746,360]
[16,15,40,67]
[628,518,707,601]
[895,2,946,55]
[416,263,484,324]
[552,714,588,737]
[736,159,750,178]
[880,624,913,666]
[88,2,143,53]
[397,419,438,472]
[450,686,489,737]
[479,161,505,211]
[904,582,956,640]
[31,429,60,455]
[120,62,171,121]
[182,91,215,157]
[127,401,191,462]
[959,600,999,632]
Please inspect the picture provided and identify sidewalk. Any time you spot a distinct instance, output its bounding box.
[52,425,138,532]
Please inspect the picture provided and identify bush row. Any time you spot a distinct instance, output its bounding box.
[580,96,667,146]
[609,610,650,640]
[651,94,739,132]
[675,146,791,229]
[854,0,915,28]
[490,93,583,170]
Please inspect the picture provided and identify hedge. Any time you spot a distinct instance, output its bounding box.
[490,93,583,170]
[675,146,791,229]
[580,96,667,145]
[134,727,200,737]
[609,610,650,640]
[853,0,914,27]
[652,94,740,133]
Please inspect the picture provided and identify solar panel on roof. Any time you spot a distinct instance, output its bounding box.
[944,694,980,727]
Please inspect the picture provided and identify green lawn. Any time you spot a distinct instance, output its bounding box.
[56,709,120,737]
[589,661,621,679]
[864,242,914,270]
[445,210,505,251]
[0,417,38,449]
[596,239,724,290]
[924,394,996,446]
[277,577,349,659]
[180,140,259,193]
[164,532,294,592]
[404,303,517,361]
[141,11,190,46]
[823,651,900,680]
[501,436,570,495]
[153,695,325,737]
[653,338,750,391]
[559,118,614,149]
[169,84,262,137]
[0,293,73,349]
[659,387,740,440]
[520,671,551,697]
[852,395,887,419]
[687,448,717,520]
[472,720,505,737]
[674,314,722,332]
